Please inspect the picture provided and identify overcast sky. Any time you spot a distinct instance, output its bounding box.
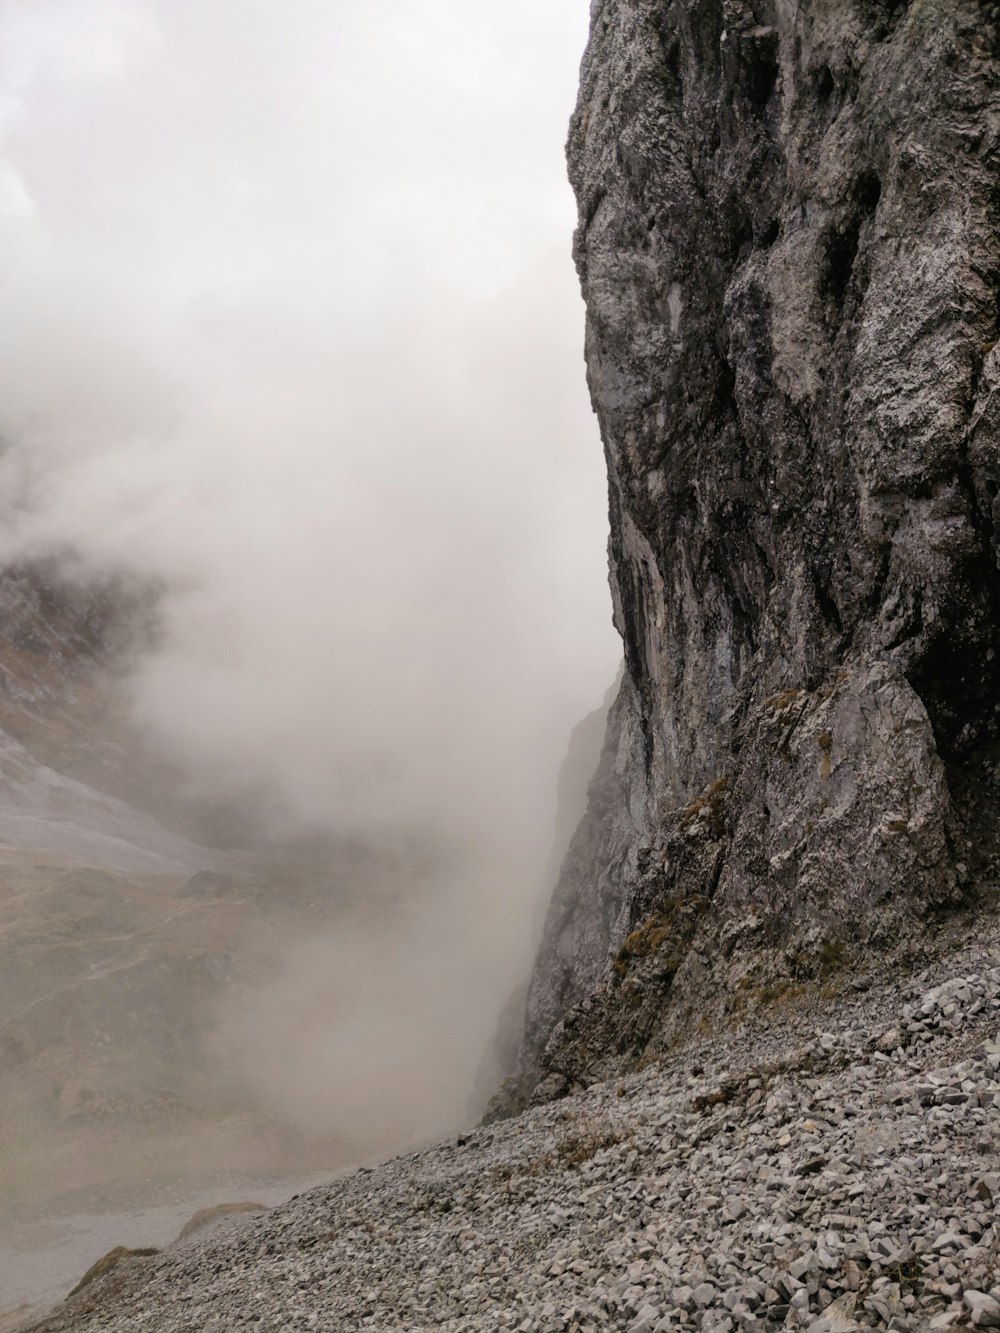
[0,0,618,841]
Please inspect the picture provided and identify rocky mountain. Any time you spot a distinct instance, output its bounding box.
[10,1,1000,1329]
[0,562,233,874]
[510,0,1000,1104]
[0,562,410,1242]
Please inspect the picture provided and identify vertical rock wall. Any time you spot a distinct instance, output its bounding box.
[519,0,1000,1095]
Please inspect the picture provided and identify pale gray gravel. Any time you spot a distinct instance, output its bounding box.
[24,925,1000,1332]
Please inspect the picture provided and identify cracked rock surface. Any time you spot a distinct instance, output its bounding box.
[26,923,1000,1331]
[517,0,1000,1096]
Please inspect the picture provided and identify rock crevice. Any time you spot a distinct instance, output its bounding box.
[517,0,1000,1097]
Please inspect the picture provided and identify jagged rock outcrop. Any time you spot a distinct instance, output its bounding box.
[518,0,1000,1098]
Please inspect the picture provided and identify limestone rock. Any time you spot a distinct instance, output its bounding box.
[521,0,1000,1088]
[67,1248,159,1299]
[174,1202,269,1244]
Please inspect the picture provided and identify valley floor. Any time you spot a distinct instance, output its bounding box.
[0,1168,329,1322]
[20,917,1000,1333]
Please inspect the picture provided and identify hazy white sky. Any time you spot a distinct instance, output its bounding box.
[0,0,622,1157]
[0,0,618,841]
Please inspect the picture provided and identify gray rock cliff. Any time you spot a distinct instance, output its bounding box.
[516,0,1000,1100]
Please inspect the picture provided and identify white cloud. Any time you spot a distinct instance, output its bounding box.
[0,0,618,1139]
[0,162,31,215]
[0,0,158,223]
[0,1,616,834]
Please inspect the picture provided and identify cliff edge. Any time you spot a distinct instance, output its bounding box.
[516,0,1000,1101]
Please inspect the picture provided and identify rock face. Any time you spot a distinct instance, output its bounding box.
[520,0,1000,1093]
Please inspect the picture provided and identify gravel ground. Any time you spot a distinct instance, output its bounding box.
[24,924,1000,1332]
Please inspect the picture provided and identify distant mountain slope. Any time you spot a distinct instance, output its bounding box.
[0,561,407,1236]
[0,563,140,782]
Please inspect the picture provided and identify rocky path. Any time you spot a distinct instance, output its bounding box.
[25,925,1000,1332]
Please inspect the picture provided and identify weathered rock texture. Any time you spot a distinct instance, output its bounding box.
[26,928,1000,1332]
[519,0,1000,1097]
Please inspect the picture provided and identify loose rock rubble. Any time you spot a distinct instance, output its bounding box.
[27,928,1000,1332]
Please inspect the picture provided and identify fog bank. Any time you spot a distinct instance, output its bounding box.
[0,0,619,1158]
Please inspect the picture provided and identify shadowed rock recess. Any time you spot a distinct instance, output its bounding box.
[511,0,1000,1106]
